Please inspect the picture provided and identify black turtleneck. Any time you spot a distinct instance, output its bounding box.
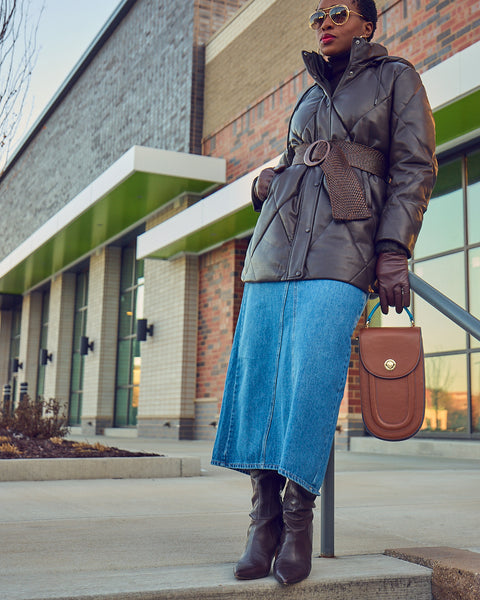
[325,51,350,94]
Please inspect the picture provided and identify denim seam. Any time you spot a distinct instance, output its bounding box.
[220,291,248,462]
[260,281,290,463]
[210,459,320,495]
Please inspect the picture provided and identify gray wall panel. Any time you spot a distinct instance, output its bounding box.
[0,0,194,260]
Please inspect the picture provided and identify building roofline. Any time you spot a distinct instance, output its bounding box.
[0,0,138,182]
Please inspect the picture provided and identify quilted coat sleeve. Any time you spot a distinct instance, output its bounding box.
[375,65,438,257]
[250,146,294,212]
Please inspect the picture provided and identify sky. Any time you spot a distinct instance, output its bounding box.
[2,0,121,165]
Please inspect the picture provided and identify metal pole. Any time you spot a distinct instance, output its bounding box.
[320,441,335,557]
[409,271,480,341]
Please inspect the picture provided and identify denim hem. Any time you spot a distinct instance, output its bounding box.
[211,280,368,498]
[210,459,321,496]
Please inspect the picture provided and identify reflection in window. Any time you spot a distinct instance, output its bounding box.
[472,354,480,433]
[409,145,480,438]
[69,271,89,426]
[422,355,468,434]
[414,254,466,353]
[36,291,50,400]
[415,158,463,258]
[114,244,144,427]
[467,149,480,245]
[470,248,480,350]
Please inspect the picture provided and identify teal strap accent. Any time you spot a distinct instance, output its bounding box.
[366,301,414,326]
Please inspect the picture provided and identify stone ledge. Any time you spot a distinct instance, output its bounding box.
[0,456,200,481]
[385,546,480,600]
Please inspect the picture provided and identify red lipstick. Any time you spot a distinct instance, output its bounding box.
[321,34,335,44]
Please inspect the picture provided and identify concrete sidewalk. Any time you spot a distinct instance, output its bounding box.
[1,436,479,599]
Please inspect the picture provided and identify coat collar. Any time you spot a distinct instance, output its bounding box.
[302,38,389,86]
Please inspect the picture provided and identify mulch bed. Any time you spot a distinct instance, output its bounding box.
[0,428,162,459]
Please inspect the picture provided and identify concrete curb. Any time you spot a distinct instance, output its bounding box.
[350,437,480,460]
[2,555,433,600]
[0,456,201,481]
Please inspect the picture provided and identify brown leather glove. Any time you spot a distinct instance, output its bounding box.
[254,166,286,201]
[375,252,410,314]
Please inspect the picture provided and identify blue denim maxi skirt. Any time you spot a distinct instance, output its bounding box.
[211,279,367,495]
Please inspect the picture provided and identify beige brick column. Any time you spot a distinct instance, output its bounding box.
[137,254,199,439]
[18,292,43,400]
[44,273,76,414]
[0,310,13,389]
[81,246,121,435]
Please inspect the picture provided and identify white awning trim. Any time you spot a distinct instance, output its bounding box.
[0,146,226,279]
[136,156,280,260]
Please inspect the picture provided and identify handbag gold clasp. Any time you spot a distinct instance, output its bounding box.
[384,359,397,371]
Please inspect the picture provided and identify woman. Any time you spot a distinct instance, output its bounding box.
[212,0,437,585]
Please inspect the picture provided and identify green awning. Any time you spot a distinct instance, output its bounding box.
[0,146,225,294]
[435,88,480,148]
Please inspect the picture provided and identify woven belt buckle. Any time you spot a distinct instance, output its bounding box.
[303,140,330,167]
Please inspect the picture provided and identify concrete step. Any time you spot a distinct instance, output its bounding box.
[3,555,432,600]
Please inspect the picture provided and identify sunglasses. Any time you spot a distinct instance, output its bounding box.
[309,4,366,29]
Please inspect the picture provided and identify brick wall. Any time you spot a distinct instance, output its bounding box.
[190,0,250,153]
[196,238,248,408]
[200,0,480,424]
[204,69,308,182]
[204,0,480,182]
[375,0,480,71]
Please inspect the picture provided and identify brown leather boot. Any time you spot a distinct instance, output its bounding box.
[273,480,316,585]
[234,469,286,580]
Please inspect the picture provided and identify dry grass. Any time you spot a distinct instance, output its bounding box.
[0,442,22,456]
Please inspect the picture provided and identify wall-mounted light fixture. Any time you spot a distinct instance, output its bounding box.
[39,348,53,366]
[136,318,154,341]
[80,336,94,356]
[12,358,23,373]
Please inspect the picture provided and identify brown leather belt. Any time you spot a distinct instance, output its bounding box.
[292,140,387,221]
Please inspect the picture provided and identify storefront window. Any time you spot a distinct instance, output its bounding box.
[410,144,480,438]
[423,354,468,434]
[414,253,466,353]
[467,149,480,245]
[36,291,50,400]
[114,244,144,427]
[414,158,463,259]
[69,271,89,426]
[470,248,480,350]
[472,354,480,433]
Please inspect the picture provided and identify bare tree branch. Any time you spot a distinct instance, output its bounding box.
[0,0,42,170]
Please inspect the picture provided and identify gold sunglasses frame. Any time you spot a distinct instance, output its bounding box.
[309,4,366,30]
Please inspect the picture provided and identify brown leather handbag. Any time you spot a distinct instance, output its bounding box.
[358,303,425,441]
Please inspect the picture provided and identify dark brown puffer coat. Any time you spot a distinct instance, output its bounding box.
[241,38,438,293]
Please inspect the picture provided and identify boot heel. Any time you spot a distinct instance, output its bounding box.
[234,470,285,580]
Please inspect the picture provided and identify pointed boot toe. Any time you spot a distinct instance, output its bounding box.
[273,480,315,585]
[273,555,312,585]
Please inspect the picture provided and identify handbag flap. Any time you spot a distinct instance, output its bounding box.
[358,327,423,379]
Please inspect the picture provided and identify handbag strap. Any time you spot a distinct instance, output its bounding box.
[365,302,415,327]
